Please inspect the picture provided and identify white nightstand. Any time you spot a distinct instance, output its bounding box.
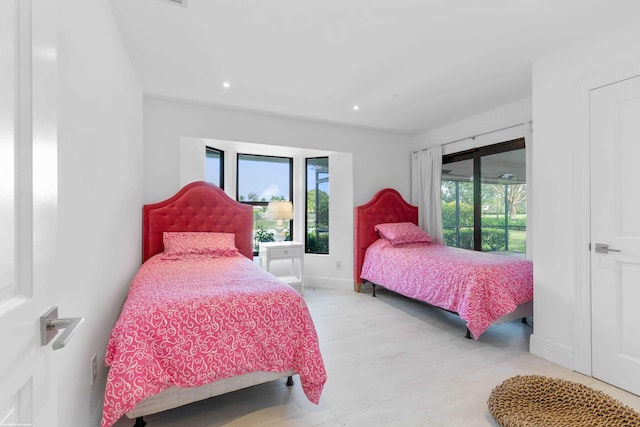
[259,241,304,294]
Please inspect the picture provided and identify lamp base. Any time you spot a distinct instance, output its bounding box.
[274,224,286,242]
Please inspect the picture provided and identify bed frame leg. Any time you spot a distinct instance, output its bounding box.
[522,317,528,325]
[286,376,294,386]
[372,283,377,297]
[133,416,146,427]
[465,328,472,339]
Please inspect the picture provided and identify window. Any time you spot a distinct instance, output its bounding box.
[305,157,329,254]
[441,139,526,254]
[236,154,293,251]
[205,146,224,188]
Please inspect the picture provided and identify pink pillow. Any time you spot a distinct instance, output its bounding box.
[162,232,239,259]
[374,222,432,245]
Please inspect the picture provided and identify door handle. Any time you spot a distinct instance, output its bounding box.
[40,307,84,350]
[595,243,622,254]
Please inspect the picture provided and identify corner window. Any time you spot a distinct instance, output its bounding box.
[442,139,526,254]
[305,157,329,254]
[205,146,224,188]
[236,154,293,252]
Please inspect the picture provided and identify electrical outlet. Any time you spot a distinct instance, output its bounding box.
[336,260,342,269]
[90,353,98,385]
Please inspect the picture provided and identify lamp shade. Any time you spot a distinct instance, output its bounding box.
[266,201,293,220]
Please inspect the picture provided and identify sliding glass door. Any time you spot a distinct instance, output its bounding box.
[441,139,526,255]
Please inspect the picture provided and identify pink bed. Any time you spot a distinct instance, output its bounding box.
[101,182,326,427]
[354,188,533,339]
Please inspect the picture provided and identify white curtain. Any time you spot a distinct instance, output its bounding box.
[411,145,443,244]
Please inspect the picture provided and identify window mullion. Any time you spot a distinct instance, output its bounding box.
[473,155,482,251]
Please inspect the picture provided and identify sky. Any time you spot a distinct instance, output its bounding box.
[205,156,290,201]
[205,155,328,202]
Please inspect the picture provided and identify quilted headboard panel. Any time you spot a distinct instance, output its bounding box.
[353,188,418,291]
[143,181,253,262]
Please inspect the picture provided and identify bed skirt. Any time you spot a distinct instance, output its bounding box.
[126,369,296,419]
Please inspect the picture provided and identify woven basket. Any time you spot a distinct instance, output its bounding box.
[488,375,640,427]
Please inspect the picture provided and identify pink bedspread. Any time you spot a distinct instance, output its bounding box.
[360,239,533,339]
[101,255,326,427]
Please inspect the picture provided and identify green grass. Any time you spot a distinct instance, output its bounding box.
[480,213,526,253]
[508,230,526,252]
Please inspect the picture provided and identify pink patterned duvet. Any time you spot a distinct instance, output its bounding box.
[101,254,326,427]
[360,239,533,339]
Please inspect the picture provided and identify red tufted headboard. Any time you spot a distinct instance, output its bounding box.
[142,181,254,262]
[353,188,418,292]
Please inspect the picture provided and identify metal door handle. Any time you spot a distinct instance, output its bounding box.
[595,243,622,254]
[40,307,84,350]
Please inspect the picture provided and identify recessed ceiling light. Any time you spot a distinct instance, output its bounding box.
[222,81,231,89]
[353,105,359,111]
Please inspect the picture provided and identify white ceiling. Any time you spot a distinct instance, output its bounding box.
[109,0,640,135]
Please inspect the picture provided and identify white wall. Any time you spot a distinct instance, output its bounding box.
[56,1,143,426]
[412,98,532,152]
[144,98,412,205]
[144,98,412,289]
[530,22,640,371]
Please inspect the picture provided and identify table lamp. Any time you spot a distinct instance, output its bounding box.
[266,201,293,242]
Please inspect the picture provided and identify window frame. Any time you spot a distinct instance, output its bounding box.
[235,153,294,204]
[236,153,294,253]
[305,156,329,254]
[442,138,526,252]
[205,146,224,189]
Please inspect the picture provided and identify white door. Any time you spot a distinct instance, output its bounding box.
[0,0,59,425]
[590,74,640,395]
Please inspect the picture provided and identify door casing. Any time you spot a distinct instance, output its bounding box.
[573,60,640,376]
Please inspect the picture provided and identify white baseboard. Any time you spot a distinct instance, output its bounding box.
[530,333,573,370]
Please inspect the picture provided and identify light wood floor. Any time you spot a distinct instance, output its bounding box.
[112,286,640,427]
